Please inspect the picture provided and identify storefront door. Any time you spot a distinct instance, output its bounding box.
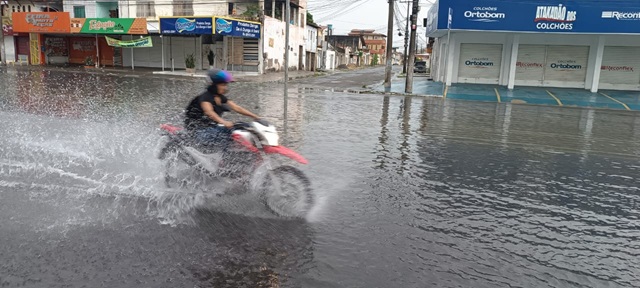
[599,46,640,91]
[457,43,503,84]
[543,46,590,88]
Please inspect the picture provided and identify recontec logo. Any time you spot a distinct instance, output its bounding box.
[602,11,640,20]
[464,7,505,23]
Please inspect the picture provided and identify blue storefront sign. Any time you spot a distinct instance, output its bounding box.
[427,0,640,35]
[160,17,213,35]
[214,17,260,39]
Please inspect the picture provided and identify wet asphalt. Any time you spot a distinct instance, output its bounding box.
[0,66,639,287]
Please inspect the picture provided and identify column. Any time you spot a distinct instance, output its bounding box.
[590,36,605,93]
[445,35,455,87]
[508,35,520,90]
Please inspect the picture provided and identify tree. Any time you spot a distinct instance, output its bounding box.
[371,54,379,66]
[307,11,316,25]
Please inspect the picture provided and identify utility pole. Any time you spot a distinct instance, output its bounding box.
[402,1,410,74]
[383,0,394,92]
[284,0,290,134]
[405,0,419,93]
[0,1,6,65]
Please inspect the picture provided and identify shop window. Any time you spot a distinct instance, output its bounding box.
[73,6,85,18]
[136,1,156,18]
[174,0,193,16]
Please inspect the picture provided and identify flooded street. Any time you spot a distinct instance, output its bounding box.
[1,67,639,288]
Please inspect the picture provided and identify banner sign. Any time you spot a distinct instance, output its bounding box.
[214,17,260,39]
[2,16,13,36]
[71,18,147,34]
[160,17,213,35]
[12,12,70,33]
[428,0,640,35]
[105,36,153,48]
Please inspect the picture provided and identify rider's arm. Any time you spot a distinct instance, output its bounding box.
[201,101,233,128]
[227,101,260,119]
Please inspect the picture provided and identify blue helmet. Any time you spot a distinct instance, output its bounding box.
[207,69,233,84]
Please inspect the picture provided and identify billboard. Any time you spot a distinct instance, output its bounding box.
[160,17,213,35]
[430,0,640,34]
[12,12,70,33]
[71,18,148,34]
[214,17,260,39]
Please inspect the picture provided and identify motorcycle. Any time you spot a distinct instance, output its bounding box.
[157,120,314,218]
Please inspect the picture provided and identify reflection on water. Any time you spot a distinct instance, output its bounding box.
[370,97,640,287]
[1,67,640,287]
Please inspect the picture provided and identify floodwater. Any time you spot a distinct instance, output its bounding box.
[1,67,639,288]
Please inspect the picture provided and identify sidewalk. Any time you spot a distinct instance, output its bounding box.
[2,64,325,83]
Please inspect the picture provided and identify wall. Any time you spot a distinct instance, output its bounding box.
[305,26,317,52]
[263,15,305,71]
[64,0,97,17]
[3,36,16,62]
[96,1,118,18]
[194,3,227,16]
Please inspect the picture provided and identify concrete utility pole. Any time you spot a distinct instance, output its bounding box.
[384,0,394,92]
[0,1,6,65]
[284,0,290,133]
[405,0,419,93]
[402,1,410,74]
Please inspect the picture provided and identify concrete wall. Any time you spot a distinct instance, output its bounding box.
[305,25,317,53]
[263,15,305,72]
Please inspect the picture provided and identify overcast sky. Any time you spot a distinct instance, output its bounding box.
[307,0,434,49]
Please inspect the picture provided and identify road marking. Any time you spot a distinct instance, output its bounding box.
[599,92,631,110]
[444,86,449,99]
[546,90,563,106]
[494,88,501,103]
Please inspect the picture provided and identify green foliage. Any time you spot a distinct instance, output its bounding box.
[185,54,195,69]
[307,11,315,25]
[371,54,379,66]
[242,4,260,18]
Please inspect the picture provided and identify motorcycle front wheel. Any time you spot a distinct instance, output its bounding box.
[261,166,314,218]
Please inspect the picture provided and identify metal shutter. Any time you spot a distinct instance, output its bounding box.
[543,45,589,88]
[515,45,546,86]
[599,46,640,90]
[458,43,503,84]
[243,38,259,65]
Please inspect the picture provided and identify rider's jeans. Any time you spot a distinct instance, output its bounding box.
[195,126,232,150]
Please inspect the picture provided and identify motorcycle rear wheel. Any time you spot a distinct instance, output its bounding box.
[261,166,314,218]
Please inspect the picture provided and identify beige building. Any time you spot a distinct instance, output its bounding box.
[348,29,386,65]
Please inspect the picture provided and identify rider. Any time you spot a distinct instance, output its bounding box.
[184,69,261,147]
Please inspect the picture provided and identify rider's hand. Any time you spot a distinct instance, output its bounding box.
[222,120,234,128]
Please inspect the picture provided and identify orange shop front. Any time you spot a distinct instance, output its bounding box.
[11,12,71,65]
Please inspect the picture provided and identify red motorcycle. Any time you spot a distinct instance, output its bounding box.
[158,120,314,218]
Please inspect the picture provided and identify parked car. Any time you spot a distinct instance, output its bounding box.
[414,61,427,73]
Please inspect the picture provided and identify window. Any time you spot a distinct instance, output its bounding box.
[136,1,156,17]
[174,0,193,16]
[73,6,85,18]
[228,3,234,15]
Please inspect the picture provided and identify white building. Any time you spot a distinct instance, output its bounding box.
[427,0,640,92]
[304,22,318,71]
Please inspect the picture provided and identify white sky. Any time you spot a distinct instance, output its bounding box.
[307,0,434,49]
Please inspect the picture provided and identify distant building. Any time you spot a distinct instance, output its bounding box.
[348,29,386,65]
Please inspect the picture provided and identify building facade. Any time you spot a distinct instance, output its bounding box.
[1,0,308,73]
[348,29,386,65]
[427,0,640,92]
